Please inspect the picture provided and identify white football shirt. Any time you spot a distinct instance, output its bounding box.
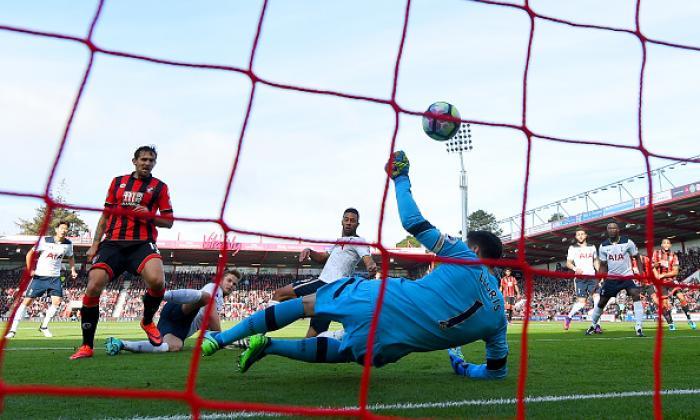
[34,237,74,277]
[566,244,597,276]
[188,283,225,338]
[318,236,371,283]
[598,237,638,276]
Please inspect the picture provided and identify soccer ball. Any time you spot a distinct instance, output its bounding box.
[422,101,461,141]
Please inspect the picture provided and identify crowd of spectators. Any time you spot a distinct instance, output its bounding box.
[1,247,699,322]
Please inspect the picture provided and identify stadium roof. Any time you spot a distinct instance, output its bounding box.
[502,183,700,265]
[0,237,429,271]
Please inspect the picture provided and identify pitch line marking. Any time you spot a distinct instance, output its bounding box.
[124,388,700,419]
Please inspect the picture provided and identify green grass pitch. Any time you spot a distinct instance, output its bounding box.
[1,320,698,419]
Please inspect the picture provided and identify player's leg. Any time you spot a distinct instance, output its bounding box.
[627,285,645,336]
[138,255,166,345]
[587,285,613,335]
[6,296,34,338]
[71,269,109,359]
[39,281,63,337]
[306,318,331,338]
[238,334,352,373]
[674,291,696,328]
[203,294,315,356]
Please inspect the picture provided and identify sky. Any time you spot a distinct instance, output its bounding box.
[1,0,700,248]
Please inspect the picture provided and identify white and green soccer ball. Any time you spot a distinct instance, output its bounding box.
[422,101,461,141]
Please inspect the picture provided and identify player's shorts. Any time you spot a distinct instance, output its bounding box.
[600,279,639,298]
[90,240,161,280]
[314,277,378,365]
[25,276,63,298]
[505,296,516,306]
[575,279,599,298]
[157,302,198,341]
[291,278,327,297]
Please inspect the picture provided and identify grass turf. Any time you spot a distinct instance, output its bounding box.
[1,320,698,419]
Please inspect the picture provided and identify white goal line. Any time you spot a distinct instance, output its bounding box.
[124,388,700,420]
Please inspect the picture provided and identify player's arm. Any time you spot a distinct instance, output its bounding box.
[362,255,378,278]
[207,308,222,332]
[387,151,470,259]
[149,183,174,228]
[593,256,600,273]
[514,282,521,298]
[87,213,108,262]
[565,258,577,272]
[299,248,330,264]
[25,246,36,275]
[68,255,78,279]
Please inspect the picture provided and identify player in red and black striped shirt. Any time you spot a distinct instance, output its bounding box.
[71,145,174,360]
[651,238,696,331]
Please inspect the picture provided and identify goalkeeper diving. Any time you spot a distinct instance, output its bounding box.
[201,151,509,379]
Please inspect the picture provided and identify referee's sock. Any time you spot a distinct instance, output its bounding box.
[216,298,304,347]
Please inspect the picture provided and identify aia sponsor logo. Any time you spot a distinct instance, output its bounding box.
[608,253,626,261]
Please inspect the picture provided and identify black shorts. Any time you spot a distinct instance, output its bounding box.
[575,279,599,298]
[292,278,327,297]
[506,296,516,306]
[600,279,639,298]
[157,302,198,341]
[25,276,63,298]
[90,240,161,280]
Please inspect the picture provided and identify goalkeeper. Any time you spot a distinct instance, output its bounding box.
[202,151,508,379]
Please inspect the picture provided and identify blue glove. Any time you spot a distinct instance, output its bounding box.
[448,349,507,380]
[385,151,410,179]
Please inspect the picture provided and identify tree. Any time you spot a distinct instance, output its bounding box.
[548,213,565,222]
[467,209,502,236]
[396,235,420,248]
[16,180,90,236]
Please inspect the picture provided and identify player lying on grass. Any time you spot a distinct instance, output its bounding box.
[201,151,509,379]
[105,269,240,354]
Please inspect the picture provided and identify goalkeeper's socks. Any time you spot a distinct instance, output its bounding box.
[266,337,349,363]
[80,296,100,348]
[142,287,165,325]
[164,289,202,304]
[216,298,305,347]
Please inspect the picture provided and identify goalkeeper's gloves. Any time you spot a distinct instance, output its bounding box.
[385,150,410,179]
[448,348,508,380]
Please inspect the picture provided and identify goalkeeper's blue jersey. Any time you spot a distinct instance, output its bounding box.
[371,176,508,366]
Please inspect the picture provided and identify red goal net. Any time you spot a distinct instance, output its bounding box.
[1,0,699,419]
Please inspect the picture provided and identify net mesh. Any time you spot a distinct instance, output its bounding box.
[1,0,699,418]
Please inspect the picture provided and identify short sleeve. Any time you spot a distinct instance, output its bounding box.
[65,243,74,257]
[105,177,119,207]
[566,246,574,261]
[598,246,607,262]
[35,238,46,252]
[627,240,639,257]
[353,238,371,258]
[157,183,173,213]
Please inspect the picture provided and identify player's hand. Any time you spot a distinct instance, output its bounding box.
[575,268,583,275]
[385,151,410,179]
[71,268,78,279]
[29,270,35,277]
[86,244,99,264]
[133,205,149,213]
[367,265,378,279]
[299,248,311,262]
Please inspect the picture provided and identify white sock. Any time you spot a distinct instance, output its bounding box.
[633,301,644,330]
[9,304,27,333]
[122,340,169,353]
[41,304,59,329]
[590,306,603,326]
[164,289,202,304]
[568,301,585,318]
